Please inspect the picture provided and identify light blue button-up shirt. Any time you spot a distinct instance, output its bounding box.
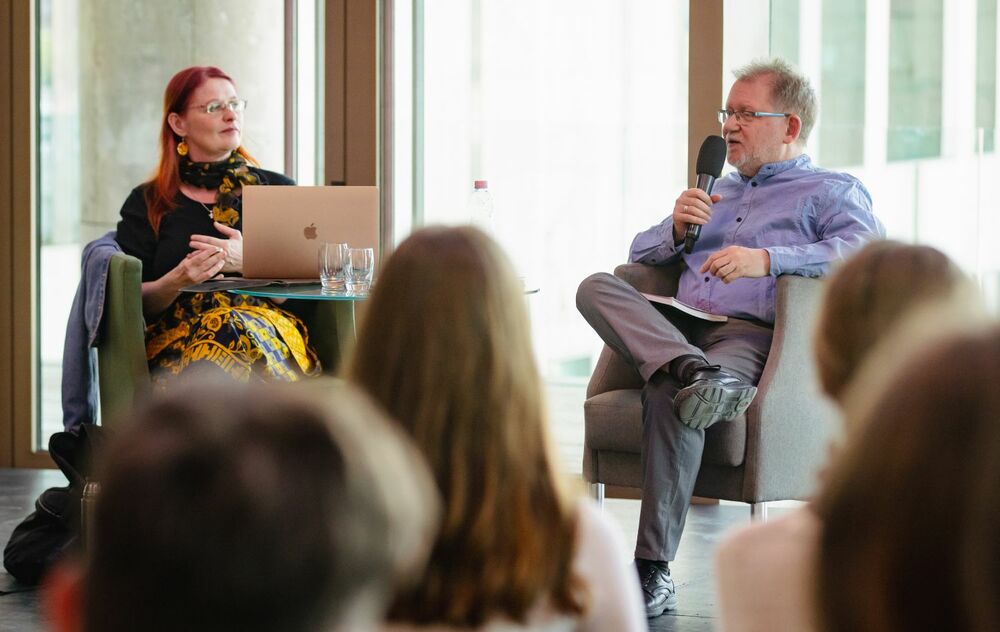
[630,154,885,324]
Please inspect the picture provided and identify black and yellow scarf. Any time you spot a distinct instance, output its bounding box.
[179,151,259,226]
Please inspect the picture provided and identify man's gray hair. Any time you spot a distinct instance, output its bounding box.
[733,58,817,144]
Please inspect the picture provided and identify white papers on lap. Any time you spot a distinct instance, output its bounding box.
[641,293,729,322]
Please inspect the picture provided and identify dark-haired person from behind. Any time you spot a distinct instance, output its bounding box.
[115,65,320,385]
[41,379,439,632]
[575,57,884,616]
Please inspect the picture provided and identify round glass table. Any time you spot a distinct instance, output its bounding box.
[229,283,367,369]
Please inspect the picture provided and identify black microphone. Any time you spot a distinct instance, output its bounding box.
[684,135,727,254]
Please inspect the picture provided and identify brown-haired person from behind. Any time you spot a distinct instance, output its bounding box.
[42,378,439,632]
[115,66,320,385]
[815,325,1000,632]
[714,241,984,632]
[347,226,648,631]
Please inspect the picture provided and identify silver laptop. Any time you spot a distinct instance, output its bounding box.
[242,185,380,279]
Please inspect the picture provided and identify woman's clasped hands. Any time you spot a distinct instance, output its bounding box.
[189,221,243,274]
[170,246,227,288]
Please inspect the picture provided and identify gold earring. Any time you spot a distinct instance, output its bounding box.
[176,139,189,156]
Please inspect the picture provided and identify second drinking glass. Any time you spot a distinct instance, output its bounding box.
[346,247,375,295]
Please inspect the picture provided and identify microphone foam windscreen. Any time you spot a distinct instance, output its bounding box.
[696,135,727,178]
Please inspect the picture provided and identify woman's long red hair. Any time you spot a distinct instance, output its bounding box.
[145,66,257,233]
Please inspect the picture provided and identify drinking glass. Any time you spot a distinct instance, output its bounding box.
[318,242,349,292]
[346,247,375,295]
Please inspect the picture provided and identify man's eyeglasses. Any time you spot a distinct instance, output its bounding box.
[717,109,790,124]
[189,99,247,115]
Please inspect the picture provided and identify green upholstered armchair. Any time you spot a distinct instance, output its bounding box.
[94,253,347,427]
[582,262,837,520]
[95,253,150,426]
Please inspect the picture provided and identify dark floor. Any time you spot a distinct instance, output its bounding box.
[0,466,787,631]
[0,468,65,631]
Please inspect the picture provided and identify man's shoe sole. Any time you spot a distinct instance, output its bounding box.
[674,382,757,430]
[646,593,679,618]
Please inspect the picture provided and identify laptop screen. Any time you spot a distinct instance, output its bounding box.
[241,185,380,279]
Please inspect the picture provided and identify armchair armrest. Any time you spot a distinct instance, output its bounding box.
[742,275,838,500]
[585,262,686,398]
[97,253,151,427]
[613,261,685,297]
[586,345,642,398]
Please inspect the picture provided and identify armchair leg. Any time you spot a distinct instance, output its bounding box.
[750,502,768,523]
[591,483,605,508]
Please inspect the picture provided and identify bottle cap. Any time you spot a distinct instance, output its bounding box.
[474,180,488,190]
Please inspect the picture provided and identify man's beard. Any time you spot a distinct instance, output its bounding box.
[727,147,764,176]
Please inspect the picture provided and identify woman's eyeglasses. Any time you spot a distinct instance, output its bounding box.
[189,99,248,115]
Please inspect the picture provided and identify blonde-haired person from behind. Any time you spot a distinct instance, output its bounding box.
[714,241,986,632]
[347,226,647,632]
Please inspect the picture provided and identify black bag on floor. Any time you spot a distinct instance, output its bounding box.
[3,424,107,585]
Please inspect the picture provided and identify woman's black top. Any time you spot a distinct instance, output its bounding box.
[115,167,294,282]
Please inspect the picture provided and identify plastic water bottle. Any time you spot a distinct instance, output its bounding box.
[467,180,495,233]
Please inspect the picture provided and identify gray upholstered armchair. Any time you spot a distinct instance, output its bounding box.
[583,262,837,520]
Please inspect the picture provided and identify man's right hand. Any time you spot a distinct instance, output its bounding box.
[672,188,722,244]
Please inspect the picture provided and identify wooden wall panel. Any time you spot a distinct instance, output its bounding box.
[344,0,377,185]
[325,0,377,188]
[324,0,347,185]
[688,0,724,188]
[12,0,47,468]
[1,0,14,467]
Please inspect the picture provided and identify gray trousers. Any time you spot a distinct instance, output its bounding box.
[576,272,773,561]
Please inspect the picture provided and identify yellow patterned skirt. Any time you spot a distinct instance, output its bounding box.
[145,292,321,386]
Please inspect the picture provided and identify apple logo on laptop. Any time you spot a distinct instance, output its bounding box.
[303,223,318,240]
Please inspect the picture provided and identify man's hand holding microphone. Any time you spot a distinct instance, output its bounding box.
[676,135,770,284]
[672,189,720,244]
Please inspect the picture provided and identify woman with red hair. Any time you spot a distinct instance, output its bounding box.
[114,66,319,384]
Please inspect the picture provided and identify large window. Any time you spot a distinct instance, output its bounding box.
[819,0,867,167]
[35,0,321,449]
[977,0,997,153]
[768,0,1000,310]
[887,0,944,161]
[393,0,690,379]
[772,0,868,168]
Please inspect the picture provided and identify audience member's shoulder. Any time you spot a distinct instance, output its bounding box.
[716,508,821,632]
[716,507,820,569]
[576,497,623,544]
[251,167,296,186]
[572,498,632,574]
